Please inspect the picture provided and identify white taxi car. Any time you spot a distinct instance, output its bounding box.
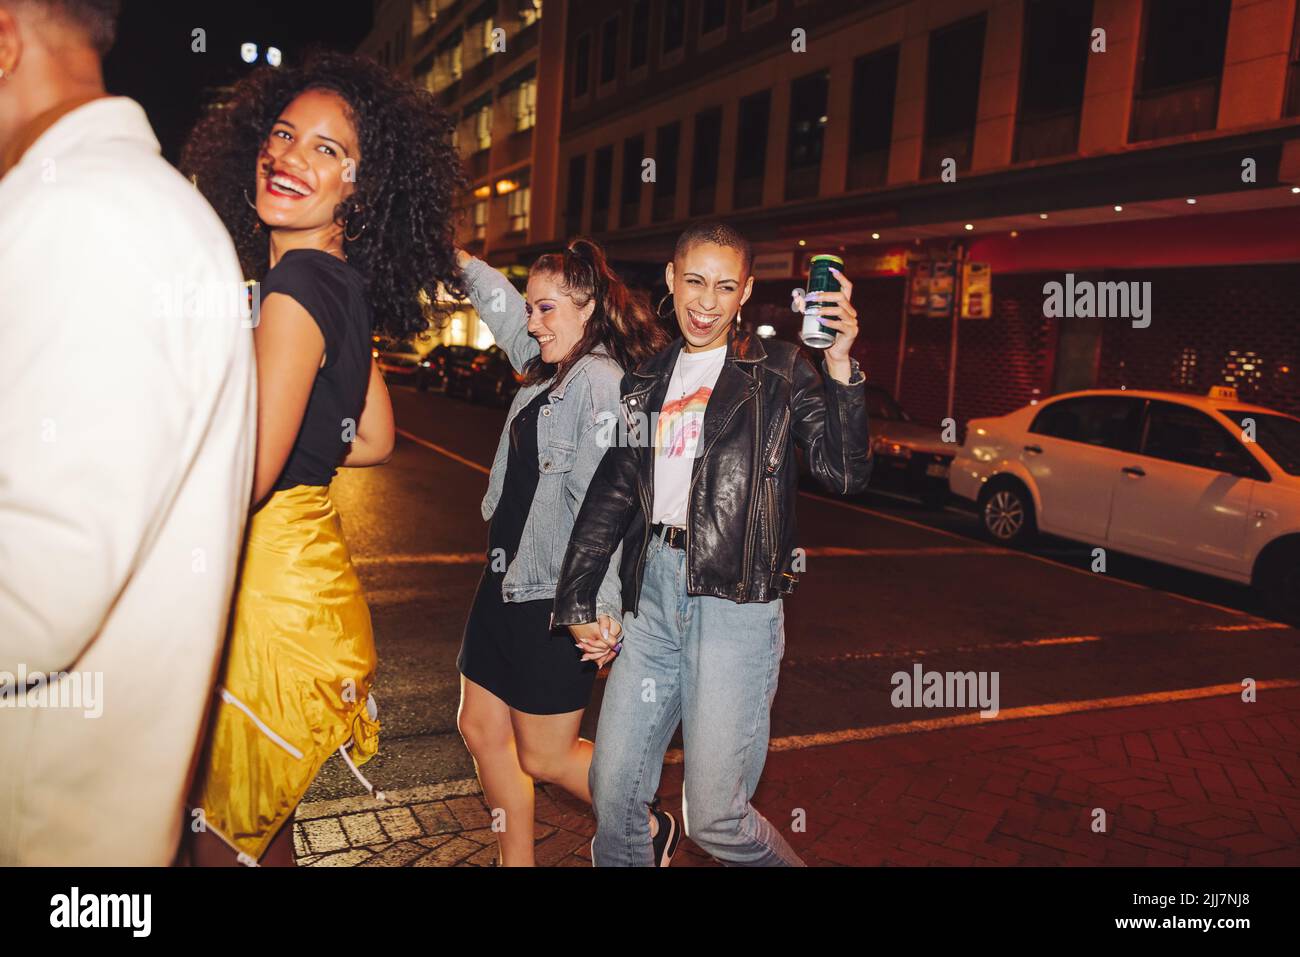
[950,387,1300,622]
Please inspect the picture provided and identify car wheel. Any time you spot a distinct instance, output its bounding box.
[978,480,1036,545]
[1256,542,1300,626]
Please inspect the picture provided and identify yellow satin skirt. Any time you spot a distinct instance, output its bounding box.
[192,483,380,863]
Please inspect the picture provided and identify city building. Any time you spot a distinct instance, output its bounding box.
[363,0,1300,423]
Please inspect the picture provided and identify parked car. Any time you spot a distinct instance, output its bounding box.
[950,386,1300,623]
[864,384,956,508]
[373,335,424,383]
[443,345,486,399]
[465,345,522,407]
[415,344,477,393]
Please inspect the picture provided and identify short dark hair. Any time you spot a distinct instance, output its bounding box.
[24,0,120,54]
[673,219,753,277]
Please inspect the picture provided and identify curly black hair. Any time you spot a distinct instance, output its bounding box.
[181,50,467,338]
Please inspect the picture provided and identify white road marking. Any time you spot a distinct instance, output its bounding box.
[660,679,1300,763]
[395,427,490,475]
[355,552,485,566]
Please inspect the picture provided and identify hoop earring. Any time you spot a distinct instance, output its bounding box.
[242,189,264,230]
[656,292,675,321]
[343,218,367,242]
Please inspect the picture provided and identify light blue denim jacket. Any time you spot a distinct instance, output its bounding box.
[461,256,625,625]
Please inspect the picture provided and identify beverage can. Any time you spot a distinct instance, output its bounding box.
[800,254,843,349]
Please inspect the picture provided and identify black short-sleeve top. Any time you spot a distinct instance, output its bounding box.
[260,248,373,491]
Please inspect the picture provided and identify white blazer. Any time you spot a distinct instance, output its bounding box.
[0,97,257,864]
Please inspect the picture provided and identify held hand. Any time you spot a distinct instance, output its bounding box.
[569,614,622,663]
[455,247,471,268]
[809,267,859,381]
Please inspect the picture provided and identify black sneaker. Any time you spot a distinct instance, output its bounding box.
[650,799,680,868]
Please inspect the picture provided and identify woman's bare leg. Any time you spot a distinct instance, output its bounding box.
[457,675,536,866]
[511,708,592,803]
[513,708,661,839]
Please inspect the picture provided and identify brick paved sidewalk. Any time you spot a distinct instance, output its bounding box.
[292,687,1300,866]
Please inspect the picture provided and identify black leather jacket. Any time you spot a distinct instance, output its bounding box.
[552,330,872,625]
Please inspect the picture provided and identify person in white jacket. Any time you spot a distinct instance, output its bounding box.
[0,0,257,865]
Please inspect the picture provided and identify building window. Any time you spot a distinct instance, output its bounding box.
[565,154,586,238]
[734,90,770,209]
[520,0,542,28]
[743,0,777,29]
[701,0,727,37]
[629,0,650,72]
[472,200,488,240]
[690,106,722,216]
[621,133,644,225]
[507,185,530,233]
[786,70,828,201]
[592,145,613,232]
[573,33,591,99]
[599,16,619,86]
[480,17,496,56]
[847,45,898,190]
[663,0,686,63]
[923,14,986,176]
[653,121,680,222]
[1015,0,1092,162]
[474,104,492,152]
[1130,0,1231,141]
[514,78,537,131]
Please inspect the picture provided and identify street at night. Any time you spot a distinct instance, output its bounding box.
[5,0,1300,939]
[289,379,1300,867]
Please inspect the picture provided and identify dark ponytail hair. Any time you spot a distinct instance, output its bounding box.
[522,238,670,388]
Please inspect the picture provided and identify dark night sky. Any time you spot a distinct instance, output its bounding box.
[103,0,375,163]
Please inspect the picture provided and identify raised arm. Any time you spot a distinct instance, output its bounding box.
[456,249,538,373]
[790,351,872,496]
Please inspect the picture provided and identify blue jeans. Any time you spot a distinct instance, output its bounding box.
[589,528,804,866]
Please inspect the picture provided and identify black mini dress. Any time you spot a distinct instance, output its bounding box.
[457,389,598,715]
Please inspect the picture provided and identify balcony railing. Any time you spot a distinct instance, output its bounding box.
[733,174,763,209]
[1014,108,1081,163]
[690,183,716,216]
[467,148,490,180]
[845,148,888,190]
[920,132,972,179]
[652,192,676,222]
[783,164,819,201]
[502,127,533,166]
[1129,78,1219,142]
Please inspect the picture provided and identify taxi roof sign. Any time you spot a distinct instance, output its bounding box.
[1208,385,1239,400]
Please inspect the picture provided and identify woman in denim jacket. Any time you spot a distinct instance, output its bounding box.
[455,240,671,866]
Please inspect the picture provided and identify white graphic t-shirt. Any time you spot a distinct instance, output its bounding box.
[651,344,727,526]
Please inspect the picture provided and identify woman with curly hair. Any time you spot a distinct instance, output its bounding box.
[179,51,467,866]
[454,239,677,866]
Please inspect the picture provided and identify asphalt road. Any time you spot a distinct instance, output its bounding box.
[303,381,1300,802]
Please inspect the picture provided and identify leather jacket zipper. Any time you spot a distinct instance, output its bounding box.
[739,393,763,597]
[767,405,791,472]
[766,477,779,572]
